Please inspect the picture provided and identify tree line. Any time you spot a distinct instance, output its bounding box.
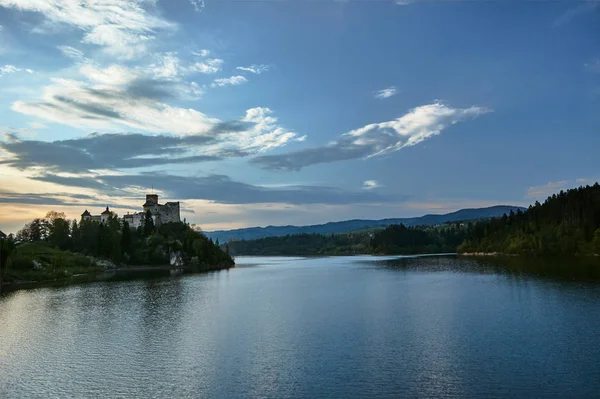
[2,210,233,275]
[226,223,470,256]
[226,183,600,257]
[459,183,600,255]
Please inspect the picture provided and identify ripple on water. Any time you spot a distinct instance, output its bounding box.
[1,256,600,398]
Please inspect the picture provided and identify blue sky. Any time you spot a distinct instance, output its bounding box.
[0,0,599,233]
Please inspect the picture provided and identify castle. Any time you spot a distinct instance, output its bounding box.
[81,194,181,228]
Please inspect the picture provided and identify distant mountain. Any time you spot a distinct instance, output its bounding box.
[205,205,526,243]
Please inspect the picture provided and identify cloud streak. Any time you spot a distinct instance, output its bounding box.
[236,64,270,74]
[363,180,380,190]
[374,86,398,99]
[0,64,34,77]
[12,77,218,134]
[0,107,300,173]
[30,173,401,206]
[252,102,490,171]
[0,0,174,59]
[211,75,248,88]
[8,62,299,152]
[0,132,220,173]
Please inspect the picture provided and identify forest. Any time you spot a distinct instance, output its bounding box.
[0,210,233,284]
[227,223,470,256]
[227,184,600,257]
[459,183,600,256]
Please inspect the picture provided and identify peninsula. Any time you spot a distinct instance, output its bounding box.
[0,194,234,293]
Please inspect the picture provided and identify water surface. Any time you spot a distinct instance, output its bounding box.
[1,255,600,398]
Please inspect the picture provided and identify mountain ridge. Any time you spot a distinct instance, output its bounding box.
[205,205,526,242]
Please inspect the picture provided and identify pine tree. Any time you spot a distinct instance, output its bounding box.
[143,210,155,237]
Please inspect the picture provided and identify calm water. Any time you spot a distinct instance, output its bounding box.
[1,255,600,398]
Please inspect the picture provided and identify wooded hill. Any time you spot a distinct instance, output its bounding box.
[227,184,600,257]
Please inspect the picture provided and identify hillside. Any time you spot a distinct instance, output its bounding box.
[206,205,525,242]
[459,184,600,256]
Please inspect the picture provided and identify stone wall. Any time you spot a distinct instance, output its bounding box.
[159,202,181,224]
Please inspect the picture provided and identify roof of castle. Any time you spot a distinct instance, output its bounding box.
[143,200,156,207]
[81,210,91,217]
[165,202,179,206]
[101,207,111,215]
[0,230,6,239]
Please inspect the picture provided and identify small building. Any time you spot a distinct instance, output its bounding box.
[0,230,6,239]
[81,207,110,223]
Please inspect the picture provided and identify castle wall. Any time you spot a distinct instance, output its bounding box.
[159,203,181,224]
[124,213,144,229]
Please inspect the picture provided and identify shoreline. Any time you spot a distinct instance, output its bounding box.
[1,263,234,294]
[458,252,514,257]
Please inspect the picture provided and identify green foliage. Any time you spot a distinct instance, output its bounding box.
[594,228,600,253]
[369,223,469,254]
[459,183,600,256]
[7,212,233,277]
[227,232,372,256]
[1,238,16,272]
[6,253,35,271]
[143,210,155,237]
[228,184,600,258]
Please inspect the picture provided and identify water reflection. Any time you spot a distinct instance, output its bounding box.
[366,255,600,283]
[2,256,600,398]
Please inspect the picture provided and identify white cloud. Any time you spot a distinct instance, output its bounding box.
[11,77,218,135]
[149,52,181,80]
[236,64,270,74]
[253,102,491,170]
[9,67,299,155]
[363,180,380,190]
[190,58,224,74]
[189,0,205,12]
[351,102,490,157]
[211,75,248,88]
[193,49,210,57]
[374,86,398,99]
[0,64,34,77]
[79,64,138,85]
[228,107,298,152]
[78,58,204,99]
[135,53,222,80]
[57,45,86,61]
[0,0,174,59]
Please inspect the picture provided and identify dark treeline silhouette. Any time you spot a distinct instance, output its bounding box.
[228,184,600,257]
[370,223,469,254]
[459,183,600,255]
[227,233,371,256]
[3,210,233,281]
[227,224,469,256]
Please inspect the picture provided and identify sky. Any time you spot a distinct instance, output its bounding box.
[0,0,599,234]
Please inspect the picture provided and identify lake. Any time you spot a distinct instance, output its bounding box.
[1,255,600,398]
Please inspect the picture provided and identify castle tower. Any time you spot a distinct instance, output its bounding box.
[81,210,91,221]
[146,194,159,205]
[100,207,112,224]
